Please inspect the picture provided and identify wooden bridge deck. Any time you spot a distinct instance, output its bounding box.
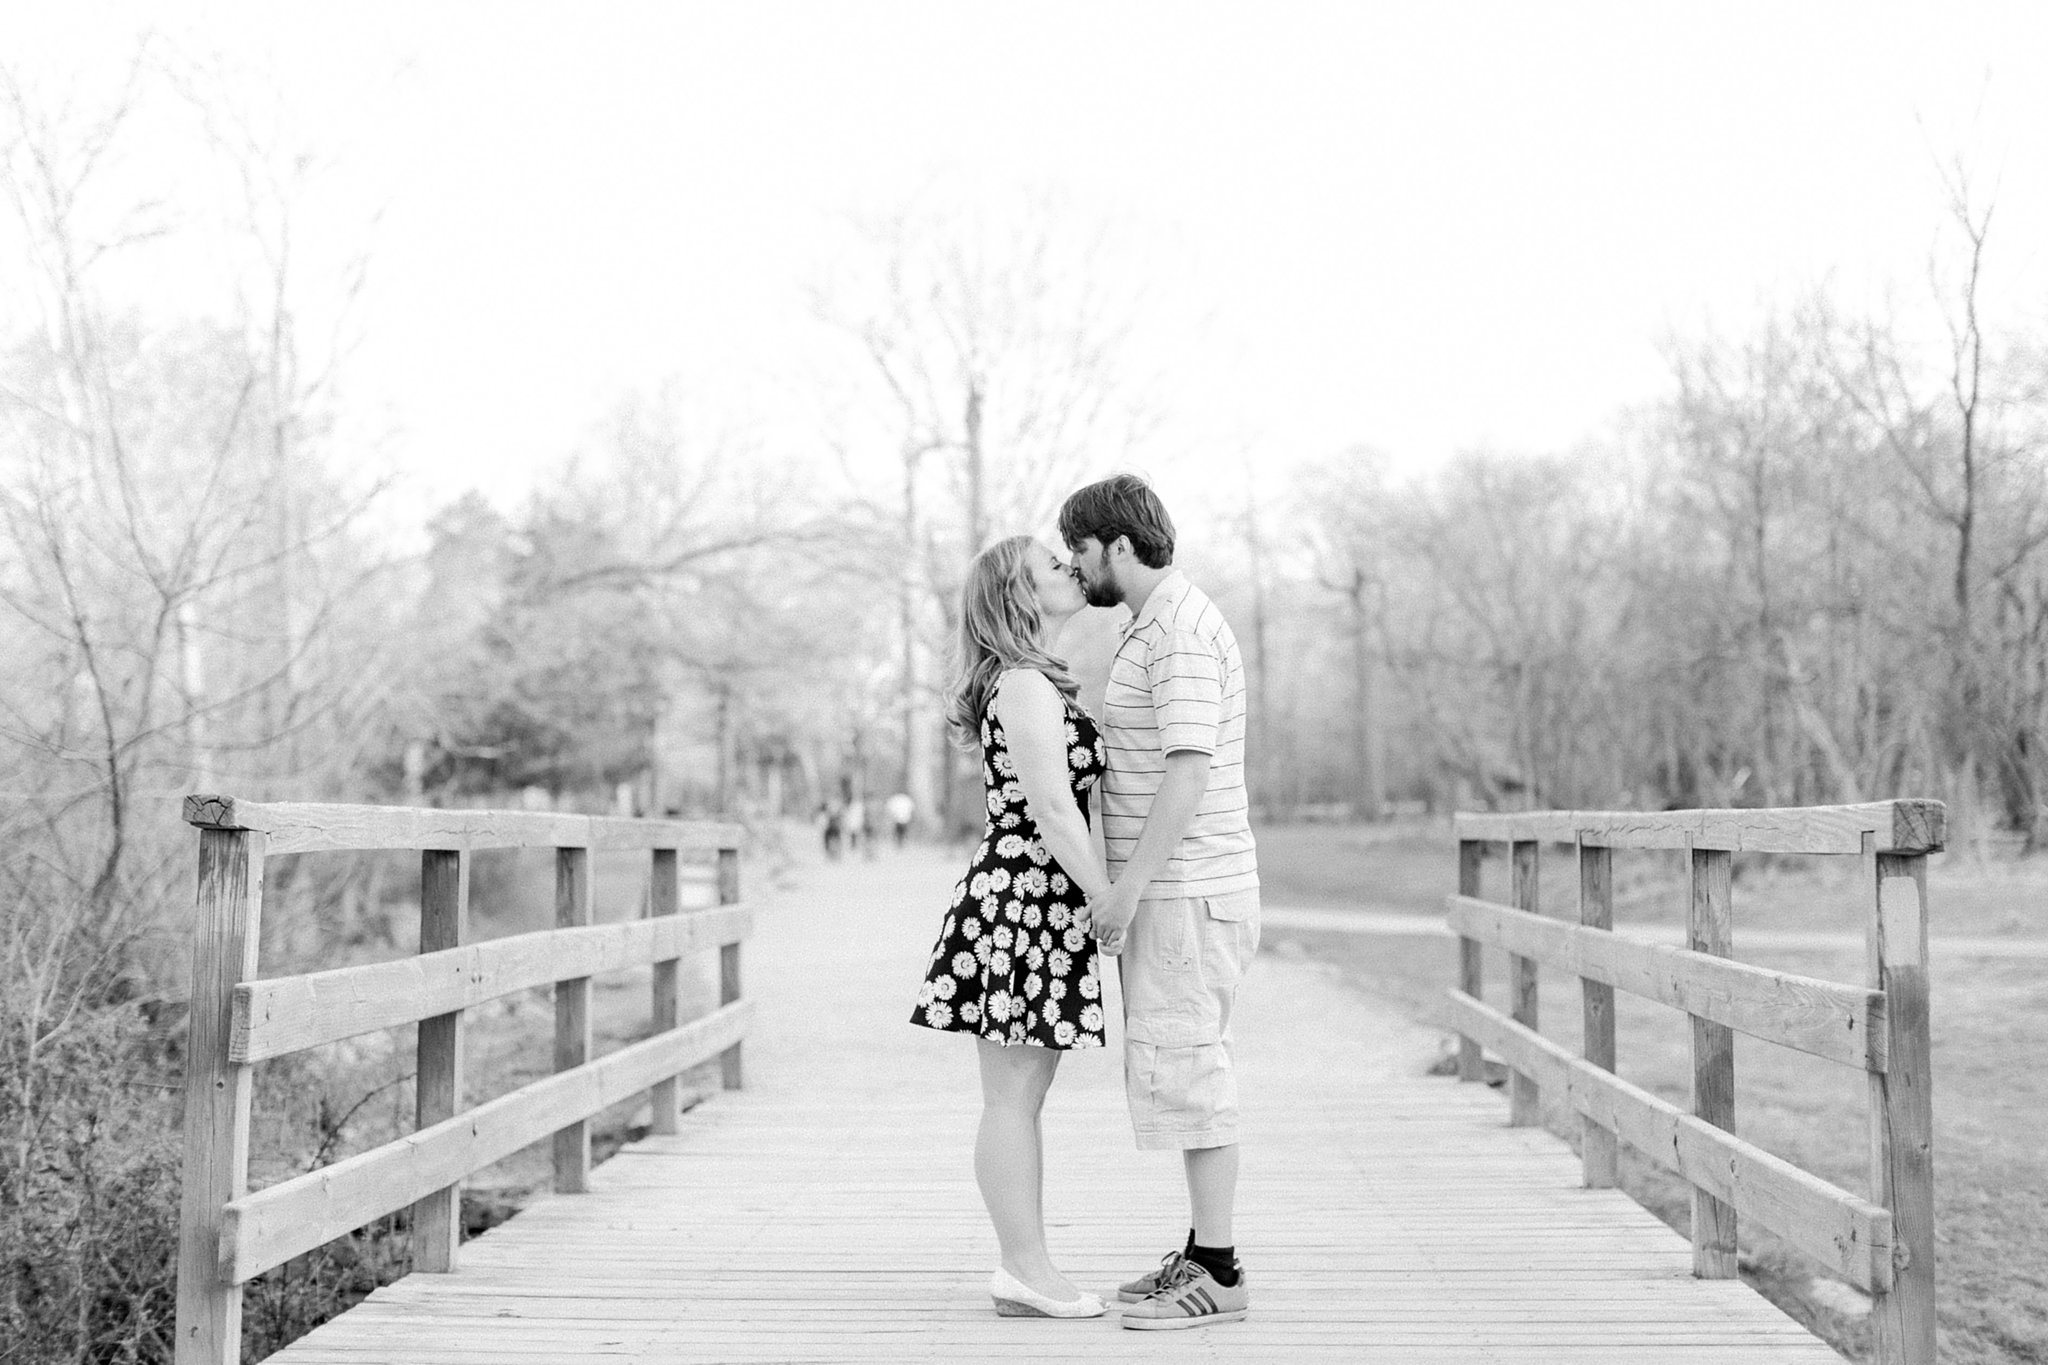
[266,852,1840,1363]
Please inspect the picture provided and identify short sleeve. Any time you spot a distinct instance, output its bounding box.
[1145,628,1222,755]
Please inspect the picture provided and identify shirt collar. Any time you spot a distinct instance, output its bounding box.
[1121,569,1188,637]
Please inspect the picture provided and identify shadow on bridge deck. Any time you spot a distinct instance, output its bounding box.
[266,850,1838,1363]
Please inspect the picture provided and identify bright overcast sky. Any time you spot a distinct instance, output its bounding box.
[16,1,2048,525]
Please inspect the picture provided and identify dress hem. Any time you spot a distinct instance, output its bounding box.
[908,1017,1106,1051]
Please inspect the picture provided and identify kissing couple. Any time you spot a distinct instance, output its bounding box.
[910,473,1262,1329]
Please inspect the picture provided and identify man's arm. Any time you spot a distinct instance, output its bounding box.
[1090,748,1211,950]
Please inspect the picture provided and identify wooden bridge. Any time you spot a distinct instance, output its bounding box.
[173,797,1940,1362]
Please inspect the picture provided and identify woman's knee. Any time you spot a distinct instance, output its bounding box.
[977,1040,1059,1109]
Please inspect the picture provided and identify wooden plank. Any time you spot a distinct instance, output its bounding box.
[174,829,265,1365]
[555,848,593,1193]
[1444,897,1885,1071]
[1457,840,1484,1082]
[648,849,683,1137]
[1454,800,1945,855]
[218,1000,755,1283]
[1689,848,1737,1278]
[1867,844,1935,1362]
[1442,989,1892,1291]
[232,905,753,1062]
[411,850,467,1274]
[717,847,742,1091]
[1578,841,1617,1189]
[183,794,745,856]
[1509,840,1540,1126]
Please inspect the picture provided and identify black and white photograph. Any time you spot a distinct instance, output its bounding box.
[3,4,2046,1362]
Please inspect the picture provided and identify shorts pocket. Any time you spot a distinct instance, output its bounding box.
[1201,890,1260,923]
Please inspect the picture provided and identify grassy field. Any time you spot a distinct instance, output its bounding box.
[1258,819,2048,1365]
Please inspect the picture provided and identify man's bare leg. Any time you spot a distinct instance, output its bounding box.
[1186,1142,1239,1248]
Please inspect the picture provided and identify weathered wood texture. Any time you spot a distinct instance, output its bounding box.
[174,830,265,1365]
[1688,848,1738,1279]
[716,846,742,1091]
[220,1001,754,1284]
[231,905,753,1062]
[1577,842,1617,1189]
[648,849,683,1137]
[554,848,593,1194]
[411,850,467,1274]
[1455,800,1945,855]
[1868,846,1936,1363]
[183,794,744,856]
[1444,896,1885,1070]
[1457,840,1484,1082]
[1508,840,1540,1126]
[1445,990,1892,1292]
[259,853,1840,1364]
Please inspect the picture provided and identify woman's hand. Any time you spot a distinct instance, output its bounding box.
[1088,879,1140,956]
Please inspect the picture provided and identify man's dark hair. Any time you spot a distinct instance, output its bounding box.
[1058,474,1175,568]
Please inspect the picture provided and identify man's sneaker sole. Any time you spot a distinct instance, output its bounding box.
[1122,1306,1249,1330]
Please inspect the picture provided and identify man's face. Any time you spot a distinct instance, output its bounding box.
[1067,536,1125,608]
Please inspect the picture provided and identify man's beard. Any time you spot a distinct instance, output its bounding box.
[1082,575,1123,608]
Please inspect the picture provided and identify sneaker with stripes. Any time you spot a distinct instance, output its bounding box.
[1118,1255,1249,1330]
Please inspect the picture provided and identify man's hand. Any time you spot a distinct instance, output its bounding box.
[1089,879,1141,956]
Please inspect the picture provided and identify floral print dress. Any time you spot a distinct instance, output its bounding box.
[911,681,1108,1049]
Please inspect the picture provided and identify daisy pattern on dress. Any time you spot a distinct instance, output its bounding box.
[910,686,1107,1050]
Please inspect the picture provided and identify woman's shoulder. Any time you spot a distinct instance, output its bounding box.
[993,668,1066,721]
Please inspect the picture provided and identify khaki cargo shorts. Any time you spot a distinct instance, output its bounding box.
[1118,889,1260,1151]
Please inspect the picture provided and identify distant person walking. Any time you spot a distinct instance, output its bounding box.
[1062,473,1260,1330]
[885,791,915,848]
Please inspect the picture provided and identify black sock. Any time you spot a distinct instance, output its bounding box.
[1183,1228,1196,1256]
[1188,1241,1239,1287]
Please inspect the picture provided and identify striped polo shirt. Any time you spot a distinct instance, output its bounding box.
[1100,570,1259,900]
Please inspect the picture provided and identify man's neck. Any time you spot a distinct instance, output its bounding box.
[1121,563,1174,614]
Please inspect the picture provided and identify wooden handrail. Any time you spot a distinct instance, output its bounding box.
[1445,799,1940,1365]
[173,797,750,1365]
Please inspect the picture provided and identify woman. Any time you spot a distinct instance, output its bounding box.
[910,535,1111,1319]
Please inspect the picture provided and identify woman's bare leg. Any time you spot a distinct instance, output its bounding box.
[974,1038,1079,1298]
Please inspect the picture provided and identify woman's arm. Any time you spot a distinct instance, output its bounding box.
[994,670,1112,906]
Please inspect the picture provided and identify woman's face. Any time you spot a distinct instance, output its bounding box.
[1028,541,1088,618]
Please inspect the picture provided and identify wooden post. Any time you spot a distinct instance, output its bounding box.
[174,828,265,1365]
[1868,841,1936,1363]
[648,848,682,1135]
[553,846,593,1192]
[716,846,742,1090]
[1456,840,1484,1082]
[1578,839,1617,1188]
[1688,846,1738,1277]
[1508,839,1540,1125]
[411,849,467,1271]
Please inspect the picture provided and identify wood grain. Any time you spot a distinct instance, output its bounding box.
[1457,840,1484,1083]
[555,848,593,1194]
[219,1001,754,1283]
[183,794,744,856]
[411,850,467,1274]
[1688,848,1737,1279]
[1509,840,1540,1126]
[1454,800,1945,855]
[1868,846,1936,1363]
[1443,896,1884,1071]
[174,829,265,1365]
[648,849,682,1137]
[231,906,753,1062]
[717,847,742,1091]
[1577,841,1617,1190]
[1444,989,1891,1291]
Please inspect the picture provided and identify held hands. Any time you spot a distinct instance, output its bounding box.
[1086,880,1140,957]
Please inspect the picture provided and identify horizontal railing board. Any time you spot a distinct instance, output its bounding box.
[1442,988,1893,1292]
[219,999,754,1284]
[183,795,746,856]
[1445,896,1886,1072]
[231,905,753,1063]
[1453,800,1944,855]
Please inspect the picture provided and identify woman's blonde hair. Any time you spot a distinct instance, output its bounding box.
[946,535,1080,746]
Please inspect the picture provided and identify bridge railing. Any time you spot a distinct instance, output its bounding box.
[1444,799,1940,1365]
[173,796,752,1365]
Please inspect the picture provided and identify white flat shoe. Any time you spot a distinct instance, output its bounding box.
[989,1267,1108,1318]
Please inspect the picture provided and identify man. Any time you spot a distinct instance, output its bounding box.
[1060,473,1260,1331]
